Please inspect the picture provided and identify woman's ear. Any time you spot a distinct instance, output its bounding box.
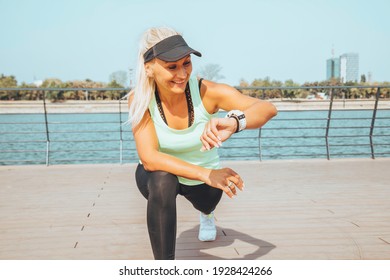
[144,63,154,78]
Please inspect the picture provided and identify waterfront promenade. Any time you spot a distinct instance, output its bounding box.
[1,158,390,260]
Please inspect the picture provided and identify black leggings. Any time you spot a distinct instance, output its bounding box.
[135,163,223,260]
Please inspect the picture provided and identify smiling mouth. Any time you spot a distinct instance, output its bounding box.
[171,80,187,87]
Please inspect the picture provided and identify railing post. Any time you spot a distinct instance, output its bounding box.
[369,87,381,159]
[325,88,334,160]
[258,128,262,161]
[119,98,123,164]
[42,90,51,165]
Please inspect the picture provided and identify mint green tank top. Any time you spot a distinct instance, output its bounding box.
[148,76,220,185]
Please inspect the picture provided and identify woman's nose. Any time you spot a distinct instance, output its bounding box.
[177,66,187,78]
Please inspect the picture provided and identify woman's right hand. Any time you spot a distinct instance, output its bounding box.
[202,168,244,198]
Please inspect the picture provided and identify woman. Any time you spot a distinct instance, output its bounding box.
[128,27,277,260]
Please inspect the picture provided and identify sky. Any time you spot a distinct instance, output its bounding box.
[1,0,389,86]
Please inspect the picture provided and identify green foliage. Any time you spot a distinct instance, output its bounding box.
[107,80,123,88]
[0,73,389,101]
[0,74,17,87]
[240,77,302,99]
[238,76,390,100]
[0,74,18,100]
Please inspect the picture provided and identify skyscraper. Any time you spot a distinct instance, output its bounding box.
[326,57,340,80]
[326,52,359,82]
[340,53,359,82]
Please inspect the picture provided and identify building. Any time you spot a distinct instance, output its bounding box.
[340,53,359,82]
[326,57,340,80]
[326,52,359,82]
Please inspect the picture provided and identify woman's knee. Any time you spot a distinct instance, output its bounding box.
[184,185,223,214]
[199,191,222,214]
[147,171,179,205]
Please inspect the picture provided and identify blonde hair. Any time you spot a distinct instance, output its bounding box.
[128,27,180,127]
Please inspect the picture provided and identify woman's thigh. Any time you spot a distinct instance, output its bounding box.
[180,183,223,214]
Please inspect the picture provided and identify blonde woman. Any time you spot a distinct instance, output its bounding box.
[128,27,277,259]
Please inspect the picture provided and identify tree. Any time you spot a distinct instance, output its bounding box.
[0,74,18,100]
[283,79,300,99]
[109,70,128,87]
[249,77,283,99]
[360,74,366,83]
[0,74,17,87]
[197,64,225,81]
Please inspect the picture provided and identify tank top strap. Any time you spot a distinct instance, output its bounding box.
[188,76,216,120]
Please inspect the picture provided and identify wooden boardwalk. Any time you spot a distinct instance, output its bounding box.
[1,158,390,260]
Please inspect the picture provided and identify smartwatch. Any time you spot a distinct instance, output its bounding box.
[226,110,246,133]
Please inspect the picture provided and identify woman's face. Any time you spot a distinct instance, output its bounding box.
[147,55,193,95]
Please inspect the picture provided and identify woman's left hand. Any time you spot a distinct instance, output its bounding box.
[200,117,237,151]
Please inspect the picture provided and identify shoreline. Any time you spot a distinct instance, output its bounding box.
[1,99,390,113]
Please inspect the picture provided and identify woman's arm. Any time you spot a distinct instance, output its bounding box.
[199,80,277,150]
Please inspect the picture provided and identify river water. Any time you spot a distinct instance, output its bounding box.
[1,110,389,165]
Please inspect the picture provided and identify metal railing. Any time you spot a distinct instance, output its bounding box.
[0,85,389,165]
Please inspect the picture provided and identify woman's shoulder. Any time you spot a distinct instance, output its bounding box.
[196,79,231,114]
[199,79,236,98]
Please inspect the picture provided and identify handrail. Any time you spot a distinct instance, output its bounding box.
[1,85,389,91]
[0,85,389,165]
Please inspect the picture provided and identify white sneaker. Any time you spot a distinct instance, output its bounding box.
[198,211,217,241]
